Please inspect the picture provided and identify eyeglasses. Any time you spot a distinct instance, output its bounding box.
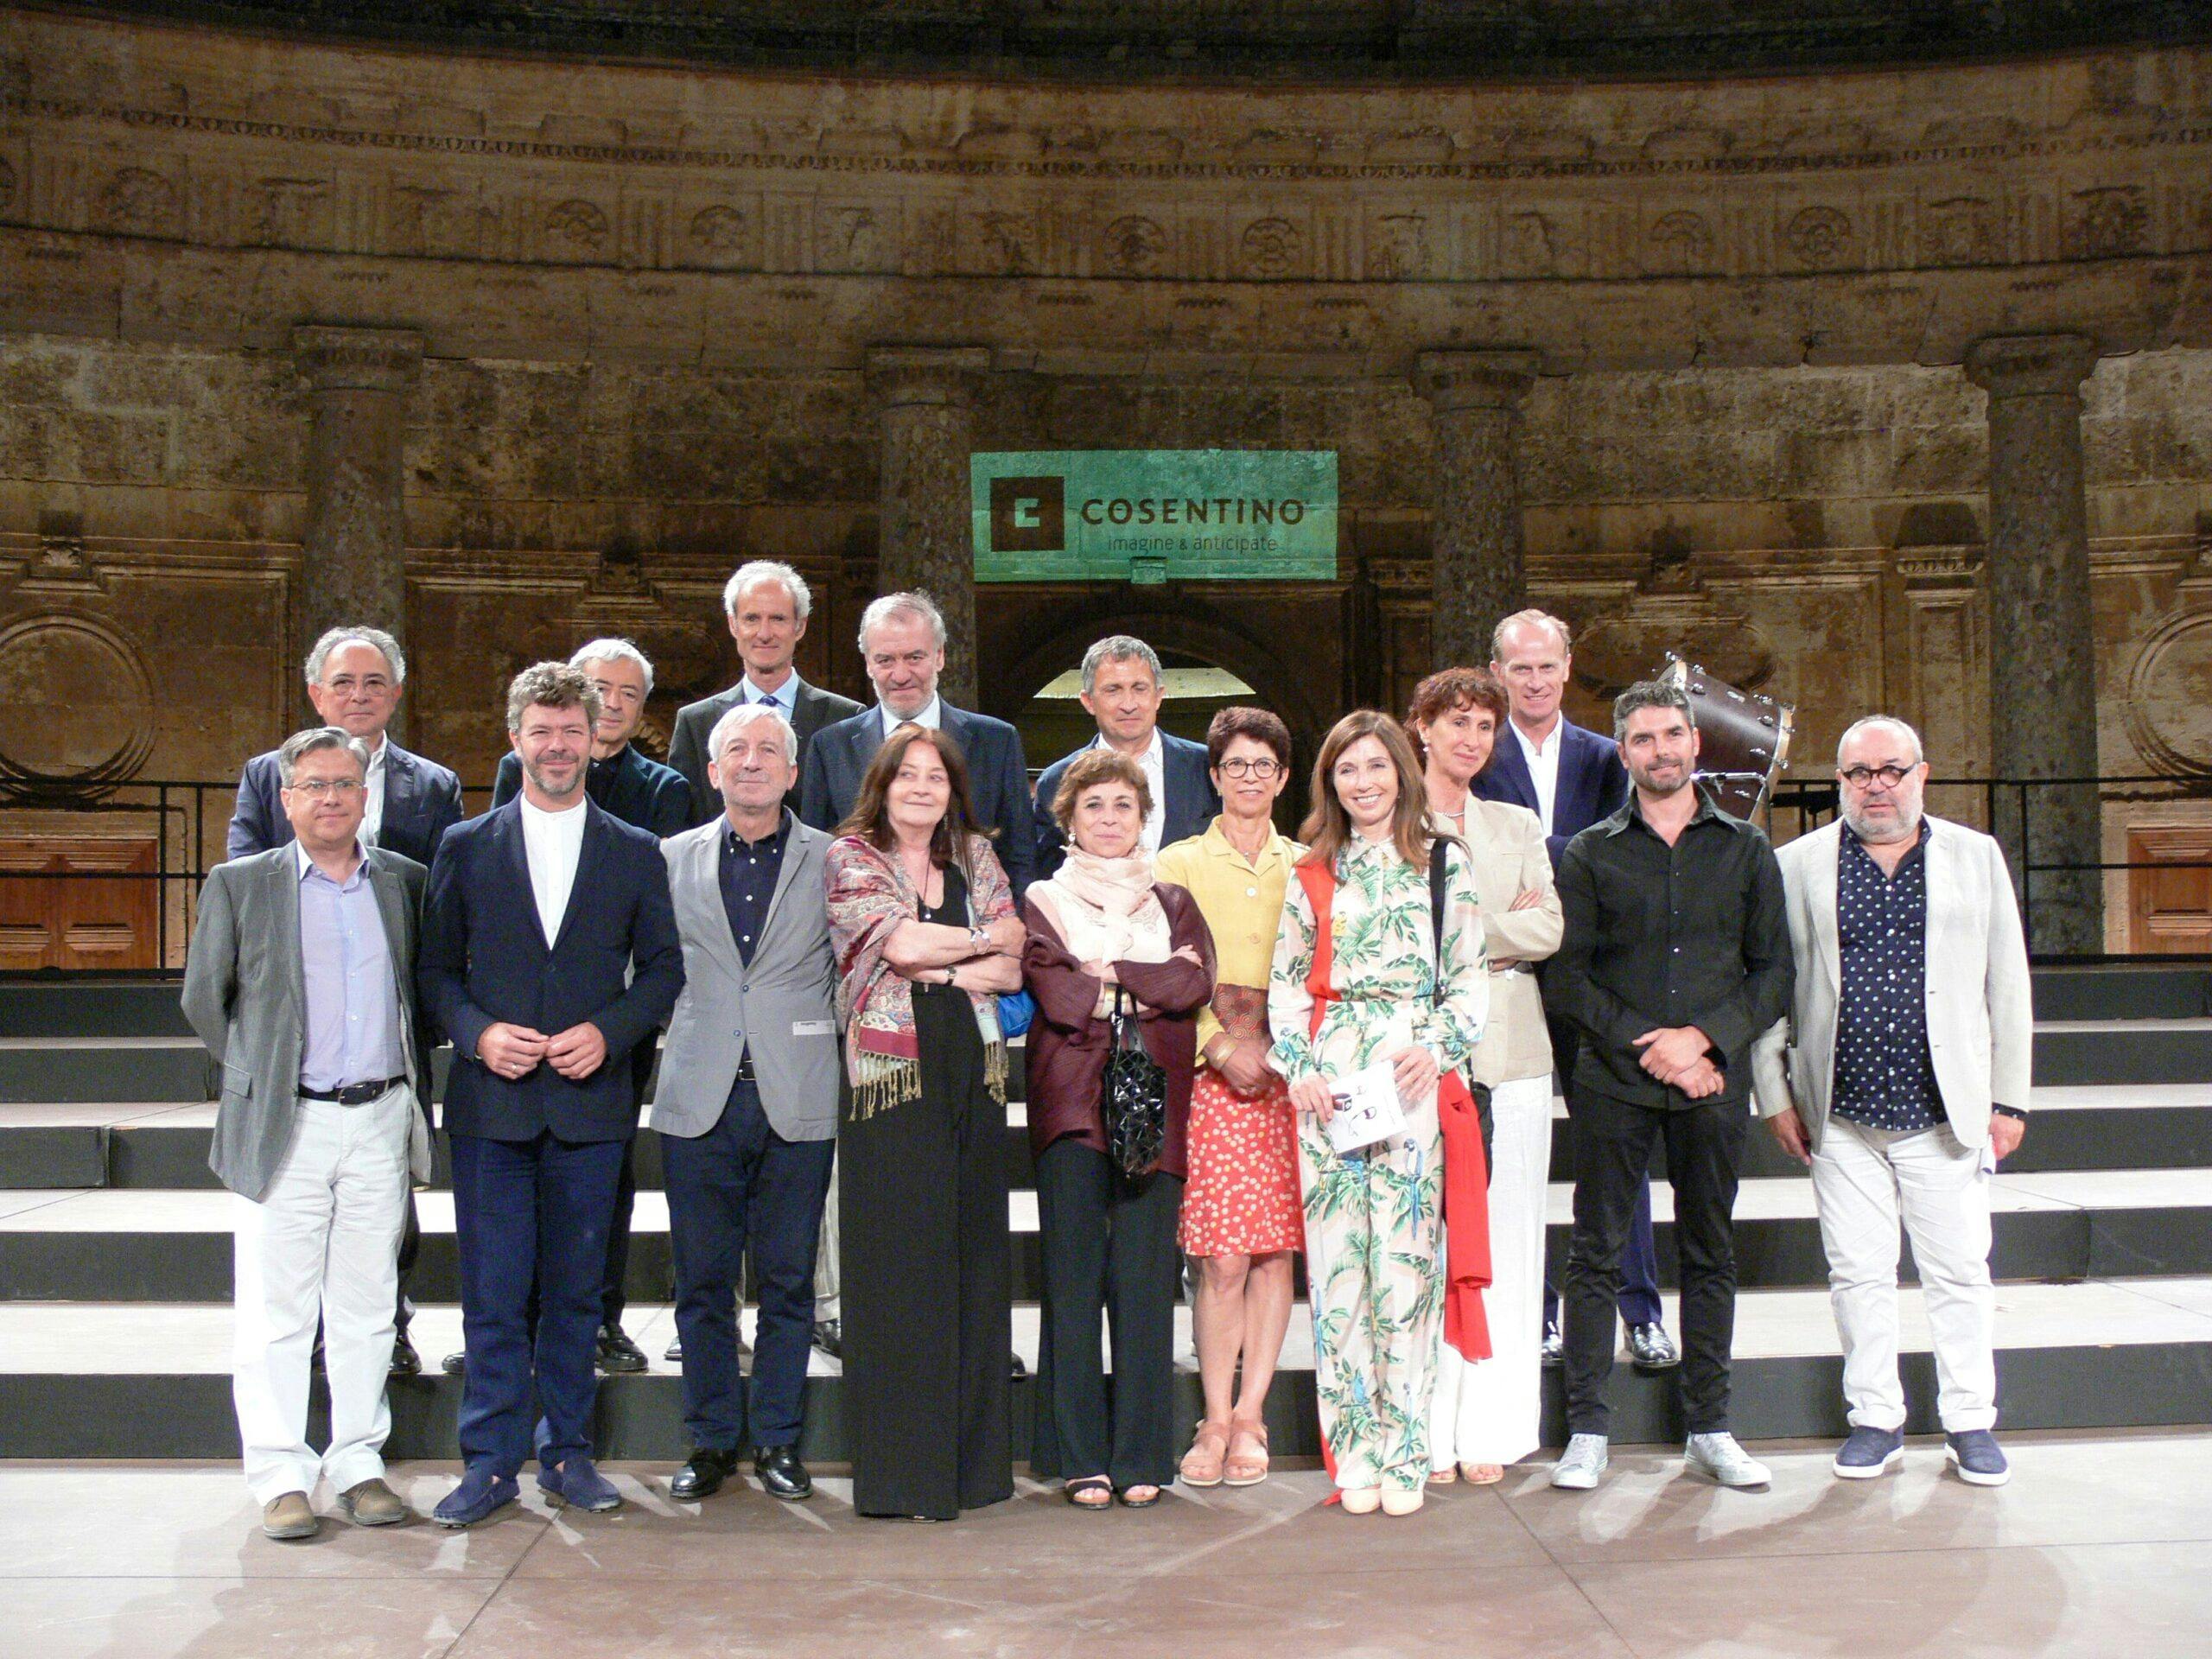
[287,779,365,799]
[1838,764,1916,790]
[1217,758,1283,780]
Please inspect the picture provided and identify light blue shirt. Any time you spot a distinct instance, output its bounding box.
[746,675,798,718]
[296,844,405,1093]
[879,695,942,740]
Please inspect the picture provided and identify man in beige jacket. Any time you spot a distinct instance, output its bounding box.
[1752,715,2032,1488]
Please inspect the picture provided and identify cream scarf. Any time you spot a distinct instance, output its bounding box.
[1036,848,1173,1016]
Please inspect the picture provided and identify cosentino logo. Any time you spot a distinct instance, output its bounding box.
[1077,494,1309,529]
[988,474,1066,552]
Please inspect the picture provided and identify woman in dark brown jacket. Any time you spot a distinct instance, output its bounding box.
[1022,747,1216,1510]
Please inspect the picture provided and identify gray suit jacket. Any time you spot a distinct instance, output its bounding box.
[650,811,840,1143]
[181,844,434,1201]
[668,677,863,827]
[1751,815,2033,1151]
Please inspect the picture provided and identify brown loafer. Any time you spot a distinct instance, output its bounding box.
[261,1491,317,1540]
[338,1478,409,1527]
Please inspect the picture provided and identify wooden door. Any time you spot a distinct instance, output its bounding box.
[2127,824,2212,955]
[0,836,162,969]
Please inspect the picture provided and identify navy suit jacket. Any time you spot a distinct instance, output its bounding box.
[1031,733,1221,880]
[491,743,690,838]
[417,798,684,1143]
[1471,717,1630,868]
[799,702,1036,899]
[227,741,464,870]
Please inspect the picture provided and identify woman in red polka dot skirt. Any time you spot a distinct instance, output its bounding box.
[1154,707,1306,1490]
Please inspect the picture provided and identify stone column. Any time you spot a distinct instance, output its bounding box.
[290,325,423,690]
[1414,349,1541,670]
[1964,332,2102,954]
[867,346,990,709]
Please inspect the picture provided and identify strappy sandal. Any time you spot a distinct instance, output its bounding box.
[1461,1463,1505,1485]
[1223,1420,1270,1487]
[1427,1466,1459,1485]
[1179,1421,1230,1488]
[1117,1484,1163,1509]
[1065,1476,1114,1510]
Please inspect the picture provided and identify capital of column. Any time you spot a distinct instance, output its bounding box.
[1963,333,2097,401]
[865,345,992,409]
[1413,348,1541,413]
[291,325,424,395]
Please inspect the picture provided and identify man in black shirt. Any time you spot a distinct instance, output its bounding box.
[1549,679,1793,1493]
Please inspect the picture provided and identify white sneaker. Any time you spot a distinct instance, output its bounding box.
[1550,1433,1609,1491]
[1685,1432,1771,1488]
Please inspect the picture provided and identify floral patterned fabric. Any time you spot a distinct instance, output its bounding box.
[1267,834,1488,1493]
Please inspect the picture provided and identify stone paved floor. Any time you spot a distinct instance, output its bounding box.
[4,1430,2209,1657]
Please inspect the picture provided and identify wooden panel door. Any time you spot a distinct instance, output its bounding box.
[0,836,162,969]
[2127,825,2212,955]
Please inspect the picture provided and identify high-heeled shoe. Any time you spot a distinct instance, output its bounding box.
[1381,1486,1425,1516]
[1339,1487,1382,1515]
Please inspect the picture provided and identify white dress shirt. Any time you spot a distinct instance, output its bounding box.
[360,738,388,848]
[1511,717,1565,836]
[518,793,589,946]
[1090,728,1167,852]
[880,695,942,738]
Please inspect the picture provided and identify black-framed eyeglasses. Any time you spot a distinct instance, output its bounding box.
[1217,758,1283,780]
[1838,764,1916,789]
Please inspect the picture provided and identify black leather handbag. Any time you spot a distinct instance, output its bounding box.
[1101,986,1168,1179]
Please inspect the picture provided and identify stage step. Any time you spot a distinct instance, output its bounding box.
[2030,963,2212,1022]
[6,1170,2210,1302]
[3,1279,2206,1460]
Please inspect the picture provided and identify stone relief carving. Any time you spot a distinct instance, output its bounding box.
[1501,210,1563,277]
[1238,217,1302,278]
[0,614,158,789]
[1783,206,1853,270]
[974,211,1035,275]
[1918,195,2003,265]
[1644,210,1715,276]
[689,203,749,251]
[543,197,610,254]
[1101,214,1167,276]
[253,176,331,246]
[1368,213,1430,280]
[92,167,180,236]
[0,156,15,212]
[2126,609,2212,776]
[2066,186,2149,258]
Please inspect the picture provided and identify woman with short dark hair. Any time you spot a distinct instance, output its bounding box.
[1022,747,1216,1510]
[825,724,1026,1521]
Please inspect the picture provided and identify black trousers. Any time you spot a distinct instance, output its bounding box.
[1541,1012,1665,1329]
[1029,1139,1184,1491]
[394,1192,418,1334]
[1563,1088,1747,1437]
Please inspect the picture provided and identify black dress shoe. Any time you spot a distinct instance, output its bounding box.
[1010,1351,1027,1380]
[669,1447,741,1501]
[390,1331,423,1376]
[1540,1321,1564,1369]
[810,1319,842,1359]
[441,1351,467,1377]
[754,1445,812,1501]
[597,1324,648,1374]
[664,1335,683,1363]
[1627,1321,1681,1371]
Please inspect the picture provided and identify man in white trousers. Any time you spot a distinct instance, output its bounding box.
[1752,715,2031,1487]
[183,727,434,1538]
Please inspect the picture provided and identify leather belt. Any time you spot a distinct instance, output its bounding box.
[300,1076,406,1106]
[734,1051,757,1082]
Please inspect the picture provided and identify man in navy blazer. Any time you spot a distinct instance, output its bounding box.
[799,590,1035,899]
[1032,635,1220,879]
[228,626,465,872]
[226,624,464,1376]
[1472,609,1677,1374]
[418,663,684,1527]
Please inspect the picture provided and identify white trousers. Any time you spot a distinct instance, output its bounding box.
[232,1087,412,1504]
[1429,1075,1552,1469]
[1810,1114,1998,1434]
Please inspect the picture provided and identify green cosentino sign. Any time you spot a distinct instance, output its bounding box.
[971,450,1338,583]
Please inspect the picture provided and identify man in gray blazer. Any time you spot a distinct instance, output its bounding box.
[655,701,840,1503]
[182,728,433,1541]
[1753,715,2032,1489]
[668,560,861,825]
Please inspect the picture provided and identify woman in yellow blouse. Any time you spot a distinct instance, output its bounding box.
[1154,708,1304,1490]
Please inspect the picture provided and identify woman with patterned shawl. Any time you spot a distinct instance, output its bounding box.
[824,723,1026,1521]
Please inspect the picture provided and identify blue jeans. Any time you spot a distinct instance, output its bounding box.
[663,1081,835,1452]
[449,1130,626,1476]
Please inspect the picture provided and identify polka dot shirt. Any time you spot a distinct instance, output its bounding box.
[1832,821,1943,1134]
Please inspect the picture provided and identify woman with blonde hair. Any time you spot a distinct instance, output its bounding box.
[1270,709,1491,1516]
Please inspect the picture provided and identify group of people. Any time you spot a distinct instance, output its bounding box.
[181,560,2034,1541]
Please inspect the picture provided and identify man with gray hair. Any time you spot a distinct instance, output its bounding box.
[1030,634,1218,880]
[225,624,462,1377]
[185,727,434,1538]
[669,561,861,824]
[1753,715,2031,1488]
[1550,678,1792,1494]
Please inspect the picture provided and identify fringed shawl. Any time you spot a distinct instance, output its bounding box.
[825,830,1015,1117]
